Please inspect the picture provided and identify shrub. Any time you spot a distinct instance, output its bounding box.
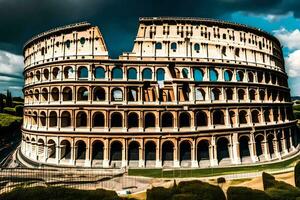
[294,111,300,120]
[171,194,198,200]
[227,186,271,200]
[176,180,226,200]
[0,186,120,200]
[295,162,300,188]
[262,172,276,190]
[147,187,173,200]
[294,105,300,111]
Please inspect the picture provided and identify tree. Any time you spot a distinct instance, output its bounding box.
[295,161,300,188]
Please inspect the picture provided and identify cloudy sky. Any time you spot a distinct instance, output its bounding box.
[1,0,300,97]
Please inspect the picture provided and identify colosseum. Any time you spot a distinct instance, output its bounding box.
[20,17,299,169]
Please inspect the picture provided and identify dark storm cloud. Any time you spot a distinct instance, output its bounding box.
[0,0,297,57]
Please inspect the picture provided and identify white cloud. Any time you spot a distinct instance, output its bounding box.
[263,12,293,23]
[273,28,300,50]
[285,50,300,77]
[0,50,23,75]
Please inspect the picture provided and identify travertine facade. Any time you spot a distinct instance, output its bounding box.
[21,17,299,168]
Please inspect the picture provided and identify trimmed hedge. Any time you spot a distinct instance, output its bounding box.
[147,180,226,200]
[0,186,120,200]
[227,186,271,200]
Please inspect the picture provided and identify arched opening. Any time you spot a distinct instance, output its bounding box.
[197,140,209,163]
[128,141,140,165]
[34,89,39,101]
[193,68,204,81]
[93,87,105,101]
[264,109,271,122]
[75,141,86,160]
[229,111,235,125]
[179,112,190,128]
[110,141,122,163]
[94,67,105,79]
[62,87,72,101]
[142,68,152,80]
[224,70,233,81]
[195,88,205,101]
[127,87,138,101]
[92,112,105,127]
[248,72,254,82]
[259,90,265,101]
[249,90,256,101]
[182,68,189,78]
[48,140,56,159]
[277,131,283,153]
[251,110,260,124]
[255,135,264,160]
[162,141,174,166]
[61,111,71,127]
[180,141,191,165]
[211,88,221,100]
[145,113,155,128]
[40,111,46,127]
[43,69,49,80]
[111,88,123,101]
[64,66,74,79]
[77,87,88,101]
[41,88,48,102]
[239,110,248,124]
[236,71,244,81]
[195,111,207,126]
[156,68,165,81]
[92,141,104,160]
[52,67,60,80]
[162,112,173,127]
[226,88,233,100]
[35,71,41,81]
[209,68,218,81]
[32,112,38,125]
[238,89,245,100]
[194,43,200,51]
[213,110,224,125]
[112,67,123,79]
[155,42,162,49]
[128,112,139,128]
[217,137,230,163]
[49,111,57,127]
[76,112,87,127]
[111,112,123,127]
[127,68,137,80]
[78,66,88,79]
[171,42,177,51]
[239,136,250,161]
[145,141,156,164]
[60,140,71,159]
[267,134,275,158]
[51,87,59,101]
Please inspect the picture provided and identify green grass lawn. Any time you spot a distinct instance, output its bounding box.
[0,113,22,127]
[128,155,300,178]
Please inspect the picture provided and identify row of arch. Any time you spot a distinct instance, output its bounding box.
[24,85,291,104]
[23,107,293,129]
[24,65,288,88]
[21,128,298,167]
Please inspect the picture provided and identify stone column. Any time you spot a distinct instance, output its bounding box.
[173,139,180,168]
[249,133,258,162]
[156,139,162,168]
[231,133,241,164]
[121,139,127,167]
[191,139,198,167]
[210,136,218,166]
[103,139,110,168]
[139,140,145,167]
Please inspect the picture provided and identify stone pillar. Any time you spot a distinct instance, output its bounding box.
[249,134,258,162]
[121,139,127,167]
[173,139,180,168]
[103,139,109,168]
[264,140,270,160]
[231,134,241,164]
[191,139,198,167]
[156,139,162,168]
[210,136,218,166]
[139,143,145,168]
